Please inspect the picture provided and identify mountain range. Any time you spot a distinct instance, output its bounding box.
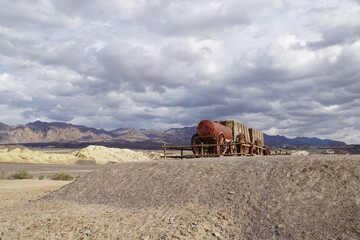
[0,121,346,148]
[263,134,346,146]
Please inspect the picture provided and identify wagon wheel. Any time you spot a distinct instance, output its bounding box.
[255,139,263,155]
[226,140,236,155]
[228,140,237,155]
[236,133,249,155]
[215,132,227,156]
[263,146,271,155]
[191,134,202,156]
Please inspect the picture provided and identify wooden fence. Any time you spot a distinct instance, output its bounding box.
[161,142,266,160]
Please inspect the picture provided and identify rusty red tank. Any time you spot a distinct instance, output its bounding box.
[197,120,232,140]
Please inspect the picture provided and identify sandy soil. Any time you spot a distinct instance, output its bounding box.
[0,162,102,179]
[1,155,359,240]
[0,180,70,208]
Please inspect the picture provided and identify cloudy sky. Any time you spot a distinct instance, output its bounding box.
[0,0,359,144]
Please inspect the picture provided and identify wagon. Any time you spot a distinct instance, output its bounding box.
[191,120,270,156]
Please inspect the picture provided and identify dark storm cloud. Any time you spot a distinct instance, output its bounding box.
[307,24,360,49]
[348,0,360,4]
[0,0,359,143]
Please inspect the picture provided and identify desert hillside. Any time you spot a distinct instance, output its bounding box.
[2,155,357,239]
[0,145,161,165]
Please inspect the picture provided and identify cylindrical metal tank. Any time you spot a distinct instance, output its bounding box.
[197,120,232,140]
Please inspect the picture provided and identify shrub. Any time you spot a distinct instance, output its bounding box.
[51,173,74,181]
[0,170,6,180]
[76,174,82,179]
[38,175,45,180]
[8,171,34,179]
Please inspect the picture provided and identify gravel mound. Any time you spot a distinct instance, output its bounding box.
[44,155,360,239]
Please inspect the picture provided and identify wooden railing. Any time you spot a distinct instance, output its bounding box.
[161,142,265,160]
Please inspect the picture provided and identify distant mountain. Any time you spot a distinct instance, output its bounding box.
[0,121,346,147]
[264,134,346,146]
[293,137,346,146]
[263,134,302,145]
[0,122,11,131]
[164,126,197,144]
[110,128,149,140]
[26,121,109,135]
[0,121,113,144]
[0,121,193,145]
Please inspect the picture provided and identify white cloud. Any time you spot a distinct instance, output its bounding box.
[0,0,359,143]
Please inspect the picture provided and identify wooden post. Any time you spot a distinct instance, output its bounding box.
[239,142,242,156]
[163,144,167,160]
[181,149,183,159]
[201,142,204,158]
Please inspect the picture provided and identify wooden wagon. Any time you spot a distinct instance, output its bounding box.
[191,120,270,156]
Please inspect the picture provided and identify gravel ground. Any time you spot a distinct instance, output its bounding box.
[1,154,360,239]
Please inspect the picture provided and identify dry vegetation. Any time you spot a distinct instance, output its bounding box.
[7,170,34,179]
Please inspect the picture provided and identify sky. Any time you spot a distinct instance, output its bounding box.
[0,0,359,144]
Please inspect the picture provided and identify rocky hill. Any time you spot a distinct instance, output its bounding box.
[40,155,360,239]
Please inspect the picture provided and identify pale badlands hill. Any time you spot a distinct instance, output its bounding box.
[30,154,360,239]
[0,145,161,165]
